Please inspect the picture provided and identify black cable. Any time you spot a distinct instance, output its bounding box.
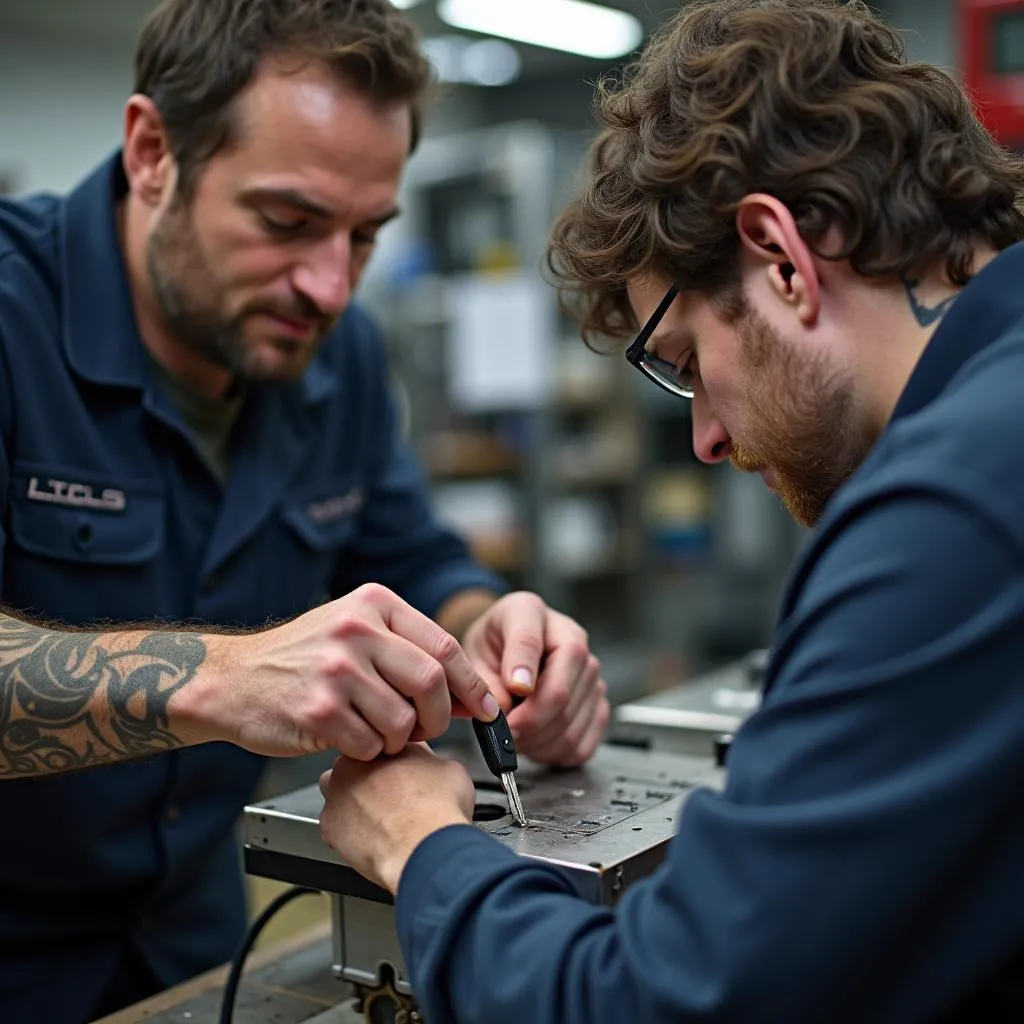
[218,884,321,1024]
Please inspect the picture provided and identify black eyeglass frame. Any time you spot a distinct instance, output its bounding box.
[623,284,693,398]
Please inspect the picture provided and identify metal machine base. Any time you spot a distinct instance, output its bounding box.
[244,743,723,1019]
[613,649,767,758]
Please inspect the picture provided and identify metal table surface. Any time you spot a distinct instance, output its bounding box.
[244,743,725,905]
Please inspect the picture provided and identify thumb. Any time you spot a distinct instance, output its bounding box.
[499,596,547,697]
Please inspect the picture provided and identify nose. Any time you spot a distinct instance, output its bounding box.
[691,389,732,464]
[292,233,352,317]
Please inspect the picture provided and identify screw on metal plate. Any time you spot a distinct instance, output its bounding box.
[611,865,625,898]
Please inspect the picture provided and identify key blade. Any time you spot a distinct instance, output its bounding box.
[501,772,527,827]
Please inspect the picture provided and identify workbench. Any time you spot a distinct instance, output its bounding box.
[94,923,363,1024]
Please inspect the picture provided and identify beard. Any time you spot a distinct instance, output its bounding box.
[726,303,877,528]
[146,193,335,382]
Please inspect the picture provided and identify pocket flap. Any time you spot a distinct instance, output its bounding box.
[282,480,364,552]
[10,462,165,566]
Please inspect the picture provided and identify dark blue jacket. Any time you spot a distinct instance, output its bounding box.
[396,244,1024,1023]
[0,153,502,1023]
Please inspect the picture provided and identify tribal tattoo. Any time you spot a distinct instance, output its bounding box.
[0,616,206,778]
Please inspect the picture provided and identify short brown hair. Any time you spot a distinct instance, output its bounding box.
[548,0,1024,346]
[134,0,433,193]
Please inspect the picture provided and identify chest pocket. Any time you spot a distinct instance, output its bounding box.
[9,462,164,565]
[282,479,365,552]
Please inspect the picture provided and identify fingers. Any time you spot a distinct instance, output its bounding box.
[365,585,499,722]
[494,592,548,697]
[449,677,514,720]
[368,632,452,741]
[448,663,513,720]
[507,641,591,738]
[328,703,393,761]
[521,678,610,766]
[509,651,610,766]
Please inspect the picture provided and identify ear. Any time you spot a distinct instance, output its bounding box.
[122,95,176,209]
[735,194,819,326]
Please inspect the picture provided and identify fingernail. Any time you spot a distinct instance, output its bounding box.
[511,667,534,691]
[482,693,501,719]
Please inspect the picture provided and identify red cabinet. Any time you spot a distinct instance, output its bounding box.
[960,0,1024,144]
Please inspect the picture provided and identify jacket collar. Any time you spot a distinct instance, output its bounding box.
[59,150,337,405]
[891,242,1024,423]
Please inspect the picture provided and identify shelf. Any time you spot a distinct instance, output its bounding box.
[545,535,638,579]
[468,531,528,573]
[421,431,522,478]
[554,465,637,487]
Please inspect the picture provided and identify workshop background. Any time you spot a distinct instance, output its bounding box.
[0,0,1005,950]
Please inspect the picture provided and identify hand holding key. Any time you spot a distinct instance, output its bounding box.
[175,582,500,761]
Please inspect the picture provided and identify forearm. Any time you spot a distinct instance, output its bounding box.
[0,610,221,779]
[435,588,498,643]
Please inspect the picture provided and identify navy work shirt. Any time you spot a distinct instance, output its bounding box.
[397,244,1024,1023]
[0,153,502,1023]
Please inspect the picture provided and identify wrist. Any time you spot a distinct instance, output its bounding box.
[164,632,239,746]
[375,807,472,894]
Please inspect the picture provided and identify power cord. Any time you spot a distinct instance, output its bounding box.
[218,884,321,1024]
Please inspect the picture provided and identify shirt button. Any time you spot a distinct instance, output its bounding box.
[72,519,95,552]
[166,805,181,822]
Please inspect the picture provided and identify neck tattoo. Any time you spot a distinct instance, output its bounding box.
[902,274,958,328]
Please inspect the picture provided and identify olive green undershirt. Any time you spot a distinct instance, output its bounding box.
[147,355,245,487]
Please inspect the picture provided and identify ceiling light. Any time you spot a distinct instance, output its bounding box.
[421,35,522,87]
[389,0,429,9]
[437,0,644,60]
[462,39,521,86]
[421,35,469,83]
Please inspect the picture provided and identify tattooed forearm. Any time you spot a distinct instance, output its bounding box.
[902,273,958,328]
[0,615,206,778]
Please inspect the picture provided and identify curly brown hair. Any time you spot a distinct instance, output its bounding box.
[548,0,1024,346]
[135,0,433,195]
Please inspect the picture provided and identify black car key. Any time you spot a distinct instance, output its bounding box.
[472,709,526,826]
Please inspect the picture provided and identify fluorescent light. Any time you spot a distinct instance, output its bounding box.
[390,0,428,9]
[437,0,644,60]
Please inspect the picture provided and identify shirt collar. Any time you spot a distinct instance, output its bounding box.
[60,151,146,389]
[891,242,1024,423]
[59,149,337,406]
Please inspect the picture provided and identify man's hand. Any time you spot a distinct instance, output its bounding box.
[318,744,474,894]
[171,583,499,760]
[460,592,610,766]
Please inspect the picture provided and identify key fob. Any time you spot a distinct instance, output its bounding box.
[472,709,519,777]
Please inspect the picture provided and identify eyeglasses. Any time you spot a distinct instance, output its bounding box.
[624,284,695,399]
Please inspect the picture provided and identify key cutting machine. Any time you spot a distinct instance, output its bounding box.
[243,740,725,1023]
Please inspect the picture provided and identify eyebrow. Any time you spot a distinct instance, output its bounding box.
[241,186,401,226]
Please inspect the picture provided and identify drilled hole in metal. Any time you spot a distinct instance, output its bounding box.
[473,802,508,822]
